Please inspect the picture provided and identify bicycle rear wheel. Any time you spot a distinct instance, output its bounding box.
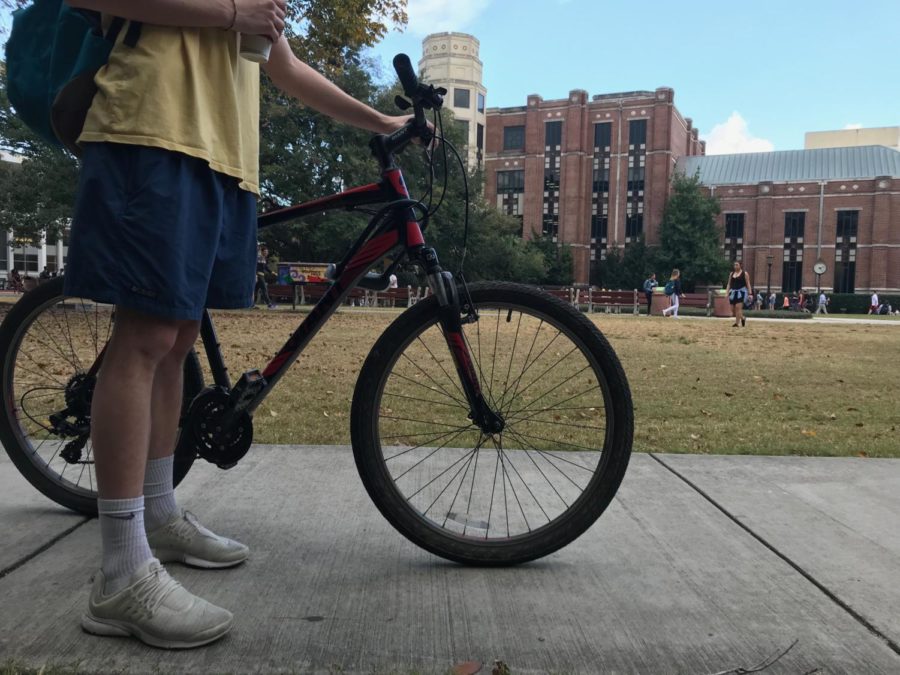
[351,281,633,565]
[0,278,204,515]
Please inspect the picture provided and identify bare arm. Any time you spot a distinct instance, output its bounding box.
[263,37,402,135]
[64,0,287,42]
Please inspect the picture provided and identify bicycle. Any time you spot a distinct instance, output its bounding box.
[0,55,633,566]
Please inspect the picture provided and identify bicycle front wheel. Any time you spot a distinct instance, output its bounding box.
[351,281,633,565]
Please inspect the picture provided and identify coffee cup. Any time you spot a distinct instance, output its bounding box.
[239,34,273,63]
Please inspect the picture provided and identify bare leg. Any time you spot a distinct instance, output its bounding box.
[148,321,201,460]
[91,309,180,499]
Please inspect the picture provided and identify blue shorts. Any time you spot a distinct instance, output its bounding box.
[64,142,258,321]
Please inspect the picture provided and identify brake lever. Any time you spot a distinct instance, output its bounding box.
[395,95,412,111]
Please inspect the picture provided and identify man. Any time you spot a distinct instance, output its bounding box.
[642,273,656,315]
[870,291,880,314]
[816,291,828,314]
[63,0,416,649]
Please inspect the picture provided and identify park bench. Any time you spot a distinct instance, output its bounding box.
[581,288,639,314]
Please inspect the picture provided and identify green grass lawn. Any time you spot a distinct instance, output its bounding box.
[195,307,900,457]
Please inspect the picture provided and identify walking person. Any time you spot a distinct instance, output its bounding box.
[642,273,656,315]
[768,291,776,310]
[816,291,828,314]
[869,291,879,314]
[725,261,753,327]
[58,0,420,649]
[255,244,276,309]
[661,269,683,318]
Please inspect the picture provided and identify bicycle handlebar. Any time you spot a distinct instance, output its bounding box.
[393,54,419,99]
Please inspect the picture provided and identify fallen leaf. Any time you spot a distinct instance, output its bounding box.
[846,407,860,412]
[801,429,817,437]
[855,422,864,427]
[323,411,329,417]
[451,661,483,675]
[724,391,734,397]
[858,451,869,458]
[269,409,278,417]
[492,662,511,675]
[700,409,713,417]
[690,434,700,440]
[773,393,785,400]
[829,414,837,420]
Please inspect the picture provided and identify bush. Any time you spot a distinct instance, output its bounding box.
[825,293,900,315]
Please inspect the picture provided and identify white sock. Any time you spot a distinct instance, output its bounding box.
[143,455,179,532]
[98,496,154,595]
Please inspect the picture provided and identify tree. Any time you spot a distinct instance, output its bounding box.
[591,236,656,290]
[656,170,729,291]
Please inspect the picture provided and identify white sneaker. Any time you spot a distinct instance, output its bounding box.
[82,559,233,649]
[147,510,249,569]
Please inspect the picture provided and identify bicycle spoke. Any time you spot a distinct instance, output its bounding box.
[497,318,542,413]
[382,390,468,410]
[394,429,475,483]
[484,444,502,539]
[388,371,469,410]
[505,343,579,409]
[505,369,594,420]
[413,334,467,403]
[506,415,604,433]
[384,426,473,461]
[407,445,478,501]
[440,439,484,526]
[423,446,478,519]
[489,435,530,533]
[504,427,587,492]
[400,350,468,409]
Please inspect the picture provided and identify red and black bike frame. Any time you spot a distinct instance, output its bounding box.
[198,152,500,434]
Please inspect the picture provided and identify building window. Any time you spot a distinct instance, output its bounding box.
[477,93,485,113]
[625,120,646,244]
[543,121,562,241]
[782,212,805,292]
[591,123,612,261]
[503,125,525,151]
[834,210,858,293]
[496,170,525,224]
[453,88,470,109]
[13,246,39,273]
[724,213,744,262]
[629,119,647,146]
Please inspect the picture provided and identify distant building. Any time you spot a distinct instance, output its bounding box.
[484,88,704,284]
[679,146,900,293]
[418,32,486,167]
[805,126,900,152]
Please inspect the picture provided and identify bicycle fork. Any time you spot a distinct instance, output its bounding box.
[421,248,505,435]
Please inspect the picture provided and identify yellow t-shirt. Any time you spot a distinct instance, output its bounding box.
[79,22,260,194]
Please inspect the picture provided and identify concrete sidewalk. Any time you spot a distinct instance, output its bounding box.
[1,447,898,674]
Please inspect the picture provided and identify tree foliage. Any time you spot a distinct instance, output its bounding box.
[591,235,656,290]
[655,170,729,291]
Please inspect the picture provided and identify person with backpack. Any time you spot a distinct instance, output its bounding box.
[725,261,753,327]
[9,0,423,650]
[642,273,656,315]
[661,269,683,318]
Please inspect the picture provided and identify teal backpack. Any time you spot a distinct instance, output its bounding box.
[4,0,140,155]
[664,280,675,296]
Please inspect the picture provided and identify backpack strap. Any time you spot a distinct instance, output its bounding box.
[124,21,143,48]
[104,17,142,47]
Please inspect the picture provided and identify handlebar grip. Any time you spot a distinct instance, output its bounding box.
[393,54,418,97]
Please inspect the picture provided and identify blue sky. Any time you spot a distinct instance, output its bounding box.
[369,0,900,154]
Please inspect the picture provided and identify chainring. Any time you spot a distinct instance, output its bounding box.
[183,387,254,469]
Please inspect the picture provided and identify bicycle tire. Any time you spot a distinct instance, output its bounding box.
[0,277,204,516]
[351,281,633,565]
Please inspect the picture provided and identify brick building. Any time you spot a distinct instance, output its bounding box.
[679,146,900,294]
[484,88,704,283]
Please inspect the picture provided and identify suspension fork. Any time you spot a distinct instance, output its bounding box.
[421,248,505,434]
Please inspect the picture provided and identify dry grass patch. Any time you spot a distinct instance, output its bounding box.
[203,308,900,457]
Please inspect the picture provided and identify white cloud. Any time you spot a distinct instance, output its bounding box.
[702,112,774,155]
[844,123,863,129]
[404,0,492,36]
